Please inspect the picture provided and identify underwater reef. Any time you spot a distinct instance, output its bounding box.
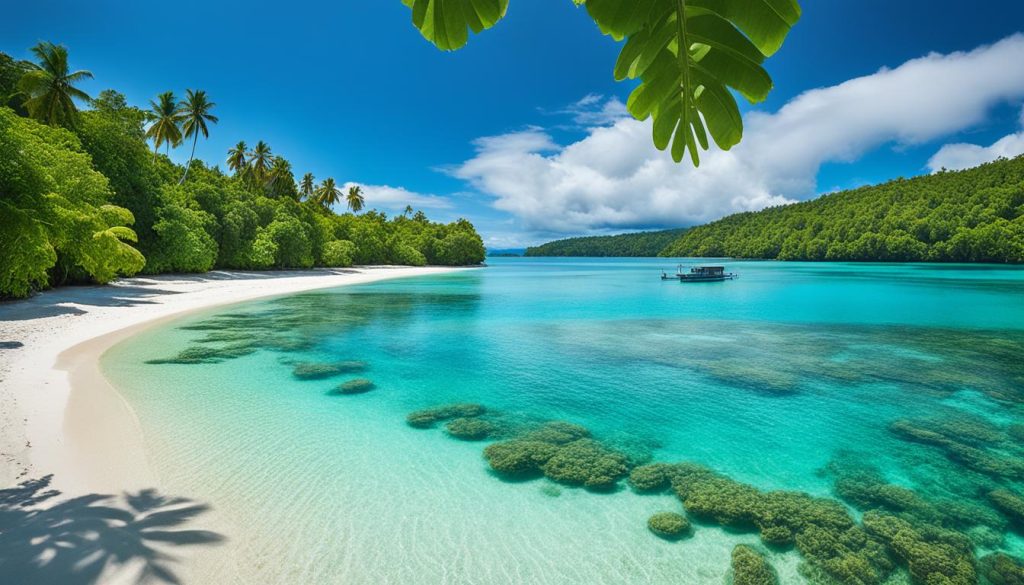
[550,320,1024,403]
[332,378,376,395]
[646,512,690,540]
[406,403,1024,585]
[445,417,495,440]
[405,403,487,429]
[979,552,1024,585]
[731,545,777,585]
[144,290,481,367]
[291,360,367,380]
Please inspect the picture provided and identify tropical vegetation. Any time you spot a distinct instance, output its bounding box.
[401,0,802,165]
[661,155,1024,262]
[525,228,686,257]
[0,42,486,299]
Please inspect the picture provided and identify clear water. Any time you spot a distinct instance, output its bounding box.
[103,258,1024,584]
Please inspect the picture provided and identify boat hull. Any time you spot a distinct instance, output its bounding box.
[678,275,735,282]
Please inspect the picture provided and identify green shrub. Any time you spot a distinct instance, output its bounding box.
[731,545,777,585]
[445,417,494,440]
[646,512,690,539]
[148,200,218,273]
[265,215,314,268]
[0,109,144,296]
[392,243,427,266]
[322,239,356,267]
[435,228,485,265]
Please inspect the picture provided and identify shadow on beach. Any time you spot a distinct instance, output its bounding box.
[0,268,364,321]
[0,475,224,584]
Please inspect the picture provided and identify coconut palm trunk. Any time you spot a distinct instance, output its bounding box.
[180,132,199,184]
[177,89,217,185]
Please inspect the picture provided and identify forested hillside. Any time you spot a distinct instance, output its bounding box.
[525,229,686,257]
[0,45,485,299]
[661,156,1024,262]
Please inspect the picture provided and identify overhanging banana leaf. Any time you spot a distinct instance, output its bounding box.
[401,0,510,51]
[402,0,801,165]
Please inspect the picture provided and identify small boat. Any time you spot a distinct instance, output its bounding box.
[661,265,737,282]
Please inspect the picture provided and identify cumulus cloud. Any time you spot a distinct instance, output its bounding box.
[926,106,1024,171]
[452,34,1024,235]
[340,182,452,210]
[556,94,631,126]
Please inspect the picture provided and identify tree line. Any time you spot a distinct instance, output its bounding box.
[0,42,485,299]
[525,229,687,257]
[661,156,1024,263]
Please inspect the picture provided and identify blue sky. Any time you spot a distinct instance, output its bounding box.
[4,1,1024,247]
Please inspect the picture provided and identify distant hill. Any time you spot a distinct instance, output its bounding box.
[661,156,1024,263]
[486,248,525,257]
[525,229,687,257]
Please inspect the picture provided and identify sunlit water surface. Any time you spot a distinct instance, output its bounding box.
[104,258,1024,584]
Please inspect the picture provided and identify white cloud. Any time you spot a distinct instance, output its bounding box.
[452,34,1024,235]
[560,94,631,126]
[927,106,1024,171]
[340,182,452,210]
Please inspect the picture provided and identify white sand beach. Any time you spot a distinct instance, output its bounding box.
[0,266,463,584]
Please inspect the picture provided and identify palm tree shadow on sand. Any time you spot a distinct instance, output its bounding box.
[0,475,224,584]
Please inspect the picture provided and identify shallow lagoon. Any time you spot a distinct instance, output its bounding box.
[105,258,1024,584]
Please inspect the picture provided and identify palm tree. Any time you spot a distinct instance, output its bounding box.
[403,205,414,217]
[226,141,248,175]
[18,41,93,127]
[144,91,183,160]
[299,173,316,200]
[268,157,294,197]
[247,141,273,184]
[315,178,342,210]
[178,89,218,184]
[346,185,365,213]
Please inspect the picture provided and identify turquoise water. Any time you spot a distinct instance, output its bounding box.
[104,259,1024,584]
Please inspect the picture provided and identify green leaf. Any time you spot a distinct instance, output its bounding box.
[403,0,510,51]
[402,0,800,166]
[97,225,139,243]
[580,0,666,40]
[590,0,800,165]
[688,0,801,56]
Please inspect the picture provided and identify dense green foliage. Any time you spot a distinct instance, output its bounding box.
[0,108,144,297]
[662,156,1024,262]
[402,0,801,164]
[0,43,485,298]
[525,229,686,257]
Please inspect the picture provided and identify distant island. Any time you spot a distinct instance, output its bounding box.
[662,155,1024,262]
[525,229,687,257]
[487,249,525,257]
[527,156,1024,263]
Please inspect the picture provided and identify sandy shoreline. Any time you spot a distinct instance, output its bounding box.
[0,266,464,582]
[0,266,464,490]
